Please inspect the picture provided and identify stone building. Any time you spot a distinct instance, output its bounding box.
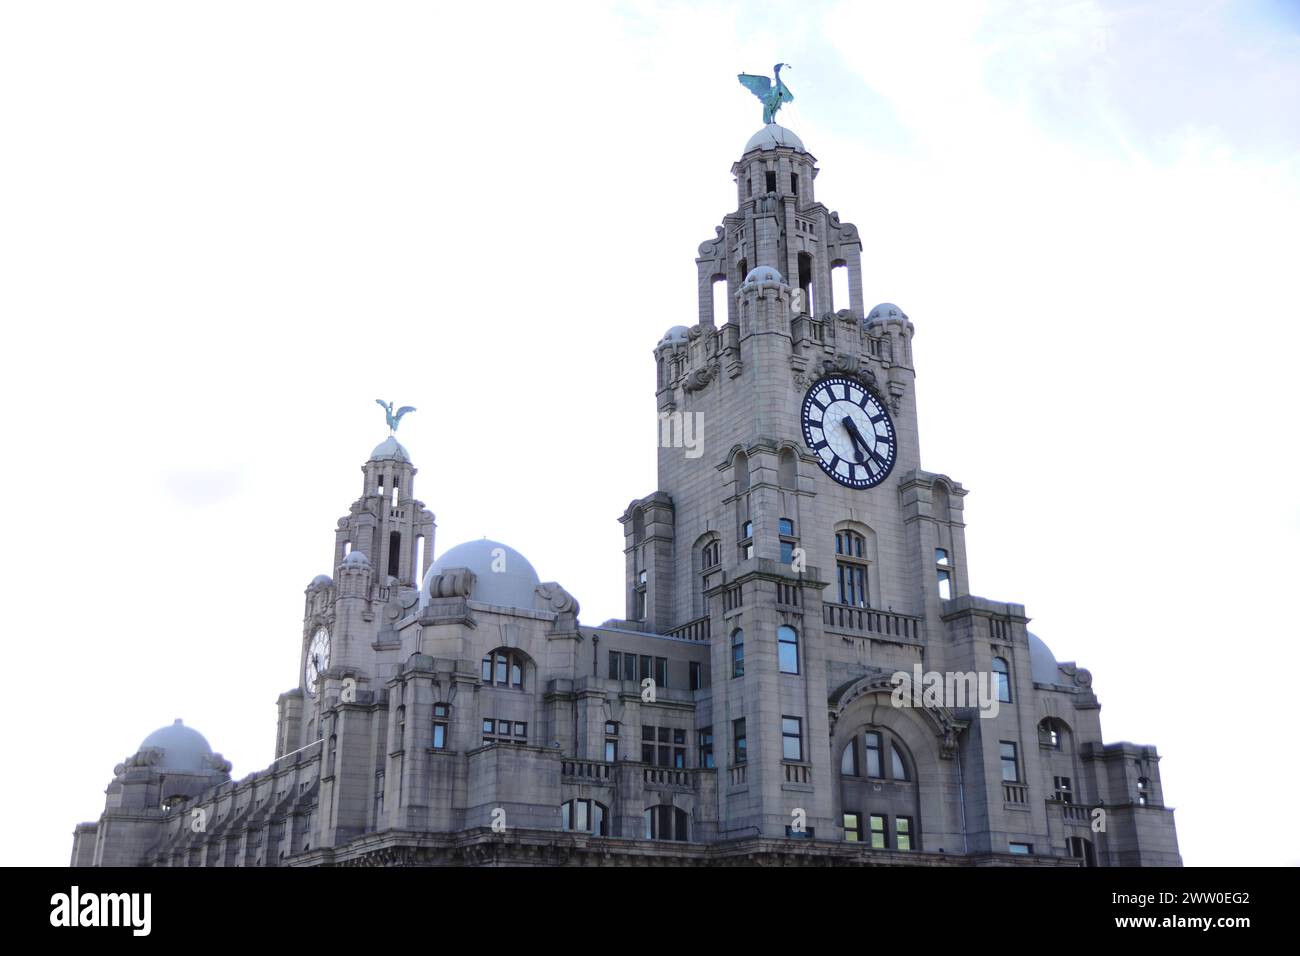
[70,120,1180,867]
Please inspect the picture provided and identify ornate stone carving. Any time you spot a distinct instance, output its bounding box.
[682,364,718,393]
[535,582,580,618]
[425,567,476,600]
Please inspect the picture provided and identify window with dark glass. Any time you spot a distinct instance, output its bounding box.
[740,521,754,560]
[634,570,647,620]
[1054,775,1073,803]
[781,716,803,761]
[699,729,714,768]
[733,718,747,764]
[864,731,883,778]
[836,529,868,607]
[689,661,702,691]
[1001,741,1020,782]
[604,722,619,762]
[643,804,689,842]
[623,652,636,682]
[843,812,862,842]
[896,816,913,850]
[731,628,745,677]
[608,651,622,680]
[432,703,449,750]
[481,650,525,689]
[778,625,799,674]
[654,656,668,689]
[992,657,1011,703]
[778,518,797,565]
[562,798,608,835]
[869,814,887,849]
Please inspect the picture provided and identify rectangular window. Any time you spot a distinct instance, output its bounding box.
[432,724,446,750]
[733,718,747,764]
[780,540,794,564]
[843,812,861,842]
[896,816,913,851]
[765,170,777,192]
[654,656,668,689]
[699,729,714,768]
[1054,775,1073,803]
[689,661,702,691]
[1001,741,1020,782]
[605,739,617,762]
[865,731,883,778]
[937,567,952,600]
[869,814,887,849]
[779,518,794,536]
[778,627,799,674]
[608,651,621,680]
[1009,842,1033,855]
[837,563,868,607]
[781,716,803,761]
[623,653,636,682]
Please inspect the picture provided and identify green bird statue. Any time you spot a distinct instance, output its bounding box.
[738,63,793,125]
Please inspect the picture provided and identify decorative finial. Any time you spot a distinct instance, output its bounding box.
[738,63,793,125]
[375,399,417,435]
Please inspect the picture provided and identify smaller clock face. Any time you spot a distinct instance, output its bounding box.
[304,627,330,696]
[801,376,898,488]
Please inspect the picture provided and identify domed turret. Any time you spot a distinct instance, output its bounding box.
[138,719,215,773]
[369,436,411,463]
[420,539,540,610]
[743,123,805,154]
[867,302,909,325]
[743,265,786,286]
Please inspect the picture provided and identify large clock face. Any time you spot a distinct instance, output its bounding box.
[304,627,330,696]
[801,376,898,488]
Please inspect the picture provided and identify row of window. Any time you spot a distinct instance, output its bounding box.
[560,799,689,843]
[844,812,913,849]
[730,625,800,677]
[840,731,909,780]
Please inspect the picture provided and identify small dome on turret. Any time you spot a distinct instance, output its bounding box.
[308,574,333,590]
[1028,632,1061,685]
[744,124,805,154]
[341,550,370,569]
[743,265,785,286]
[867,302,909,325]
[370,436,410,463]
[138,719,214,773]
[658,326,689,347]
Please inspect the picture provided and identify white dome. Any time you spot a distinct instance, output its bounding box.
[139,719,214,773]
[743,265,785,285]
[421,539,540,610]
[370,436,410,463]
[744,124,805,154]
[342,550,370,568]
[308,574,332,589]
[1028,632,1060,684]
[659,325,689,347]
[867,302,909,324]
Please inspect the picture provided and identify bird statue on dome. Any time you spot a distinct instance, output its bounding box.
[738,63,793,125]
[375,399,416,435]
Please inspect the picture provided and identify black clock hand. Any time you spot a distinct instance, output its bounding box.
[841,416,872,463]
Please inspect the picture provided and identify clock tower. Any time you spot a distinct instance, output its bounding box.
[623,120,950,841]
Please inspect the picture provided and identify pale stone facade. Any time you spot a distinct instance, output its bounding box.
[70,122,1180,868]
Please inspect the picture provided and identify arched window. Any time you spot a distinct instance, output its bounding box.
[734,452,751,493]
[890,742,909,781]
[696,534,721,617]
[711,274,728,325]
[779,448,798,490]
[778,625,799,674]
[831,260,849,312]
[1068,836,1097,866]
[797,251,815,316]
[481,648,527,689]
[562,799,608,835]
[992,657,1011,703]
[836,529,869,607]
[731,628,745,678]
[644,804,689,842]
[840,740,858,776]
[1038,717,1070,750]
[839,726,920,850]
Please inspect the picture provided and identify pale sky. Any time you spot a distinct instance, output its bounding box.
[1,0,1296,867]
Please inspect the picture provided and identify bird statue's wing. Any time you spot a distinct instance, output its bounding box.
[375,398,389,410]
[778,85,794,106]
[396,406,417,418]
[737,73,773,101]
